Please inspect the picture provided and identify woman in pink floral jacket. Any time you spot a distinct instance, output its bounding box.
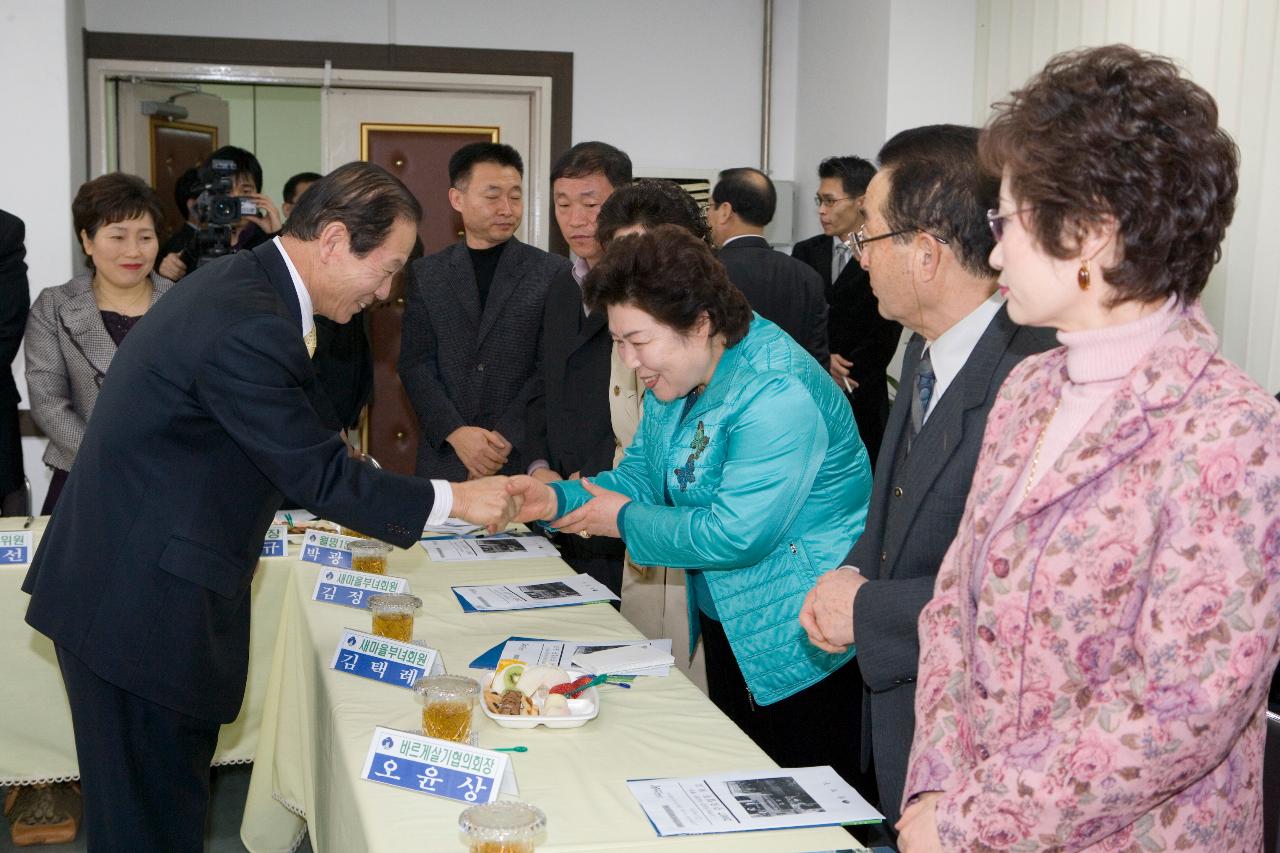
[898,45,1280,852]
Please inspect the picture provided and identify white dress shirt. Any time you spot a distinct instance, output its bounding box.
[919,291,1004,423]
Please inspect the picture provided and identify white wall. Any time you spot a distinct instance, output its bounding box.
[974,0,1280,392]
[791,0,892,241]
[83,0,771,177]
[0,0,86,512]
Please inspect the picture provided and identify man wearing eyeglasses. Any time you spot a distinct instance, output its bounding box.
[792,156,902,469]
[798,125,1054,840]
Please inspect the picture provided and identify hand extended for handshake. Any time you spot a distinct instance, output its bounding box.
[448,476,523,533]
[447,474,631,536]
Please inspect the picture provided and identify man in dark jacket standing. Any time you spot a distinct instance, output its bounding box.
[524,141,632,596]
[399,142,570,480]
[708,168,829,367]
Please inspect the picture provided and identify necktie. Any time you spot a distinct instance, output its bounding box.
[303,327,317,358]
[909,348,935,449]
[834,240,852,279]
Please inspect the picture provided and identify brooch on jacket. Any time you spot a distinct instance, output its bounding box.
[674,421,710,492]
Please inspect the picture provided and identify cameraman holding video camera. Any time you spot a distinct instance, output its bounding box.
[158,145,281,281]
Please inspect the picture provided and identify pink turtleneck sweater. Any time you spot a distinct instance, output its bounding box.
[973,296,1180,601]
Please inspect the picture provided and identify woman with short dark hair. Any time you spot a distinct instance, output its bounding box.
[897,45,1280,852]
[510,225,874,779]
[25,172,172,513]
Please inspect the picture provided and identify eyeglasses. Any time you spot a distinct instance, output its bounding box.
[848,224,950,259]
[986,207,1034,241]
[813,194,852,209]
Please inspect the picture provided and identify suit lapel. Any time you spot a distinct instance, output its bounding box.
[446,245,482,332]
[478,241,523,344]
[251,241,304,327]
[811,237,834,288]
[57,276,118,377]
[573,308,608,350]
[878,310,1020,571]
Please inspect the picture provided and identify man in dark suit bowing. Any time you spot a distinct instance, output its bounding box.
[399,142,570,481]
[708,168,828,366]
[792,155,902,468]
[524,141,631,596]
[799,126,1055,838]
[22,162,516,852]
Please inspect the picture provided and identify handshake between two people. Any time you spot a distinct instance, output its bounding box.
[448,474,629,539]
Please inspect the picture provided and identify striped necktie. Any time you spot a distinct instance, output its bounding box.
[909,348,935,450]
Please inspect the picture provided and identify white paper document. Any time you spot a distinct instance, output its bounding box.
[626,766,882,837]
[572,643,675,676]
[451,574,619,612]
[498,638,675,677]
[421,534,560,562]
[422,517,486,536]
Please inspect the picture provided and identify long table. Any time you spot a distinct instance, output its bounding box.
[0,518,289,786]
[240,540,863,852]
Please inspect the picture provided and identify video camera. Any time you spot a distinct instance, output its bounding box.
[185,158,260,268]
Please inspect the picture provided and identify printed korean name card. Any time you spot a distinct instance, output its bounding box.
[260,523,288,558]
[361,726,517,804]
[312,568,410,609]
[627,766,882,837]
[300,529,361,569]
[330,629,444,688]
[0,530,33,565]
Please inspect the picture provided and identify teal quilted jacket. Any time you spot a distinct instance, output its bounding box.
[554,315,872,705]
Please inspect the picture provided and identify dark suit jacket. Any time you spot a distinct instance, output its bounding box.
[312,312,373,430]
[23,241,435,723]
[718,235,828,365]
[0,210,28,496]
[792,233,902,466]
[399,239,569,479]
[845,306,1055,822]
[524,266,624,558]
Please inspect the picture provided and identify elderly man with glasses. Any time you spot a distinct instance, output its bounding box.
[798,125,1055,845]
[792,155,902,469]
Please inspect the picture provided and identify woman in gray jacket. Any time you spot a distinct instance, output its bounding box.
[25,172,173,513]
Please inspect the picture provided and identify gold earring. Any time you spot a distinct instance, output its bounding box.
[1077,259,1090,290]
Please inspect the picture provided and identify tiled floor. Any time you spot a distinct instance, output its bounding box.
[0,766,312,853]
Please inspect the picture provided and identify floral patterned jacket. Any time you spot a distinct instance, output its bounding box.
[904,302,1280,851]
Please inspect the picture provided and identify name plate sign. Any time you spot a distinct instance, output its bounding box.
[260,524,288,558]
[313,569,410,609]
[300,530,359,569]
[0,530,33,565]
[330,629,444,688]
[361,726,517,804]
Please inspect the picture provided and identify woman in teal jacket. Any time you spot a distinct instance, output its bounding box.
[510,225,873,776]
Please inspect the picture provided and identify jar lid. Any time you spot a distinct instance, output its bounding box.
[414,674,480,700]
[366,593,421,610]
[347,538,393,552]
[458,800,546,841]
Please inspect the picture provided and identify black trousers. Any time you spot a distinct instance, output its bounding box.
[56,645,221,852]
[698,613,877,804]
